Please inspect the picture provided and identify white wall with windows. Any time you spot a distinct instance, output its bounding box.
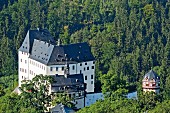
[18,51,29,87]
[47,65,65,75]
[77,61,95,93]
[69,64,77,74]
[28,58,47,80]
[19,54,95,93]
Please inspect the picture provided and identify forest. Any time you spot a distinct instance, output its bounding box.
[0,0,170,112]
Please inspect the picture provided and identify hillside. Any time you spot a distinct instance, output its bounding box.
[0,0,170,112]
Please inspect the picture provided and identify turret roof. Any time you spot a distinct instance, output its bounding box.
[143,70,160,81]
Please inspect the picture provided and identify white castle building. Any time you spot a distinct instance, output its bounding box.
[18,29,95,92]
[18,29,103,109]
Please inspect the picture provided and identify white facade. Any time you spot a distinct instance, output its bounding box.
[18,29,96,109]
[18,51,29,87]
[19,53,95,93]
[77,61,95,93]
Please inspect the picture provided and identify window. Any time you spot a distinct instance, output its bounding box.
[50,67,53,71]
[80,63,82,66]
[93,61,95,64]
[146,84,149,86]
[20,68,21,71]
[84,67,86,71]
[21,59,22,62]
[85,76,87,80]
[85,62,87,65]
[92,66,94,69]
[80,70,82,74]
[25,69,27,73]
[152,84,156,86]
[25,60,27,64]
[72,65,75,70]
[91,75,93,79]
[62,67,64,71]
[91,81,93,84]
[56,67,58,71]
[87,67,89,70]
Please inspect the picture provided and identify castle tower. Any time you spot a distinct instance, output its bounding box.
[142,70,160,94]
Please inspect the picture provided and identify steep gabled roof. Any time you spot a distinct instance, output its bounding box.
[47,42,95,65]
[29,39,54,64]
[19,29,95,65]
[19,29,56,53]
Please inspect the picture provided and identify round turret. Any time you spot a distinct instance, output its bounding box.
[142,70,160,93]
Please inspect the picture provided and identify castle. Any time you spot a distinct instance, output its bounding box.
[18,28,98,109]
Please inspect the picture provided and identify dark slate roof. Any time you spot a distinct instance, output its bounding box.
[19,29,95,65]
[47,42,95,65]
[52,74,84,86]
[143,70,160,81]
[51,103,75,113]
[19,29,56,53]
[51,74,84,93]
[29,39,54,64]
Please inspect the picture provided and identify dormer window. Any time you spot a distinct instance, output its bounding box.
[145,77,148,80]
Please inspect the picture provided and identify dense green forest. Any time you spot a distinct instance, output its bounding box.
[1,0,170,112]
